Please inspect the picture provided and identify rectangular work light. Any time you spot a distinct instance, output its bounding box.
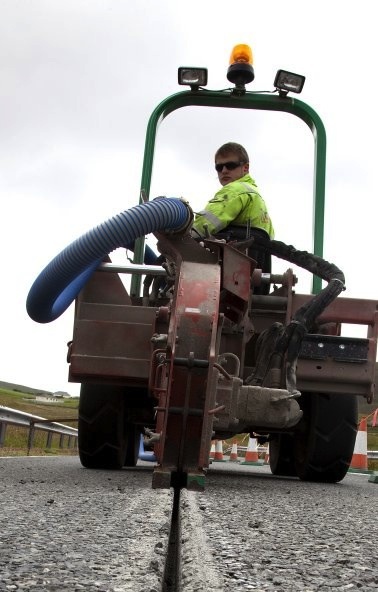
[274,70,306,95]
[178,67,208,90]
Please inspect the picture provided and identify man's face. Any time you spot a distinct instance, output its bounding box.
[215,154,249,186]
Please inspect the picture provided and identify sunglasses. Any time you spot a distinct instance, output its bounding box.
[215,161,244,172]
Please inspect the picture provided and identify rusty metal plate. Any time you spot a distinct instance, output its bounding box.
[153,260,222,488]
[222,245,254,301]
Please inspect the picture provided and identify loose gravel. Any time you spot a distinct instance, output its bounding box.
[184,465,378,591]
[1,457,377,592]
[0,457,172,592]
[179,489,224,591]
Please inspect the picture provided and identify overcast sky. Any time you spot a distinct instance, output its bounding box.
[1,0,376,395]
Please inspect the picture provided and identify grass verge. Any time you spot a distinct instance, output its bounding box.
[0,388,78,457]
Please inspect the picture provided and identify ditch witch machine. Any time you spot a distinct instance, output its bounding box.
[27,45,377,490]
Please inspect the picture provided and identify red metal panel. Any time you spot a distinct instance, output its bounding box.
[292,295,378,326]
[297,358,375,397]
[69,300,157,383]
[222,246,254,301]
[152,260,221,489]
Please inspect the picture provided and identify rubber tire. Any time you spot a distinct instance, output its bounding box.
[269,433,297,477]
[124,424,140,467]
[293,392,358,483]
[78,383,139,470]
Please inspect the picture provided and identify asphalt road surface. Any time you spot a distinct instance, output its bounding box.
[0,456,377,592]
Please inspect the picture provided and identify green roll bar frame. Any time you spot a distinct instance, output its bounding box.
[131,88,326,296]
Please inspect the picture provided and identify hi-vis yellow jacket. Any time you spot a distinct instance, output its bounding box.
[191,173,274,239]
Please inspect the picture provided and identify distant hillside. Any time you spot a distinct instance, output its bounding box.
[0,380,52,396]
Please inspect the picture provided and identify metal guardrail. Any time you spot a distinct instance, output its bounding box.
[0,405,78,453]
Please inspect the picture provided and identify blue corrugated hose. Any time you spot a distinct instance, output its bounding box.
[26,197,191,323]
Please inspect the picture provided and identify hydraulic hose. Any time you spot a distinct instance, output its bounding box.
[240,234,346,394]
[26,197,191,324]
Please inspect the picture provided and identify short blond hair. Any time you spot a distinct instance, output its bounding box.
[215,142,249,163]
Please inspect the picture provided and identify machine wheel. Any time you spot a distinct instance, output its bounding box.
[269,433,297,477]
[293,392,358,483]
[78,384,139,470]
[124,424,140,467]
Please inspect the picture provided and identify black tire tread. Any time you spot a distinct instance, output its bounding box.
[78,384,138,470]
[294,393,358,483]
[269,433,296,477]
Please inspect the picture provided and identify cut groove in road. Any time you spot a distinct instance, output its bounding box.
[162,486,181,591]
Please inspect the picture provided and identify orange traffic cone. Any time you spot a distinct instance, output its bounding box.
[209,441,216,460]
[213,440,226,462]
[264,443,270,465]
[241,436,263,465]
[229,440,239,462]
[349,418,368,472]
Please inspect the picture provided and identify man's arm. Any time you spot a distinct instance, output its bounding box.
[192,188,245,237]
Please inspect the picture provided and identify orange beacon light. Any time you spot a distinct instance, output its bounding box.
[227,43,254,86]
